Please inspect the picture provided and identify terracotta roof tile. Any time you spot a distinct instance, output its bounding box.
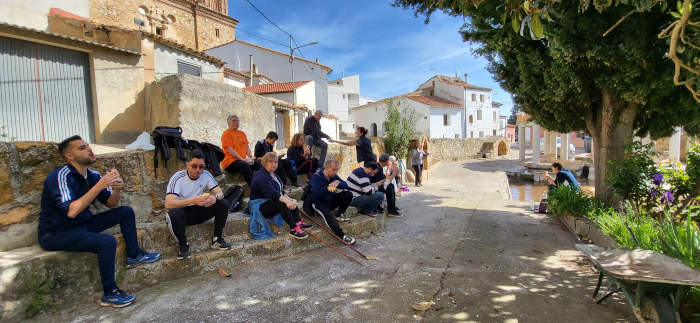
[243,81,312,94]
[404,95,461,108]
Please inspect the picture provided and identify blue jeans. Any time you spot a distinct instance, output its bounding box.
[350,191,385,214]
[38,206,140,293]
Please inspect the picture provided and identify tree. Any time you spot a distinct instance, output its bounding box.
[394,0,699,203]
[384,100,418,159]
[507,104,520,125]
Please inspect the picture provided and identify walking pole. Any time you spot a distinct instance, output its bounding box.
[298,209,376,260]
[302,228,363,266]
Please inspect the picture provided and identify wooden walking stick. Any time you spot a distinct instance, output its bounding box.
[302,228,363,265]
[299,209,376,260]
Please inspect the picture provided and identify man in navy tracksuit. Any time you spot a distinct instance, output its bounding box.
[38,135,161,308]
[309,159,356,245]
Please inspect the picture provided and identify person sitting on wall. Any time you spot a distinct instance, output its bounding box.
[371,154,402,217]
[165,150,232,260]
[303,110,332,166]
[38,135,161,308]
[252,131,298,187]
[221,115,254,185]
[410,140,428,187]
[309,159,356,244]
[251,152,311,239]
[544,162,580,192]
[287,132,319,181]
[346,161,385,217]
[334,127,377,165]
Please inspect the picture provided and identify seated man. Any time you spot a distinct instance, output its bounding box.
[303,110,331,166]
[253,131,298,187]
[310,160,356,244]
[38,135,161,308]
[251,152,311,239]
[221,115,254,185]
[371,154,402,217]
[544,162,580,192]
[287,132,319,181]
[165,150,231,260]
[346,161,385,217]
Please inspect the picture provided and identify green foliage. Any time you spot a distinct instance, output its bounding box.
[590,207,660,250]
[548,185,601,217]
[657,213,700,268]
[606,141,658,213]
[24,276,54,318]
[383,100,418,159]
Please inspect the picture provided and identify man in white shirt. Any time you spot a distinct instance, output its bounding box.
[164,150,231,260]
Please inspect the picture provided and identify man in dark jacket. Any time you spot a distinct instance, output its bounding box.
[304,110,331,166]
[253,131,298,186]
[309,159,356,244]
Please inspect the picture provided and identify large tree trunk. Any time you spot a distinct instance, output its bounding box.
[586,88,638,204]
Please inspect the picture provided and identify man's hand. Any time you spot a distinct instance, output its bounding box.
[202,196,217,207]
[190,195,209,206]
[329,180,340,188]
[285,199,297,210]
[96,171,120,190]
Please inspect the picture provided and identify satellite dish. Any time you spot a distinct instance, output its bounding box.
[138,6,148,15]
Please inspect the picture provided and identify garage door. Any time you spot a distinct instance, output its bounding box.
[0,36,94,142]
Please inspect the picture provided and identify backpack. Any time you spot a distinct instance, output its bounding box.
[151,126,188,178]
[224,185,245,213]
[301,183,314,216]
[188,140,225,177]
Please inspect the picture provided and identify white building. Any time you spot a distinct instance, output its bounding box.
[206,39,333,112]
[351,92,464,139]
[416,75,500,138]
[327,74,362,135]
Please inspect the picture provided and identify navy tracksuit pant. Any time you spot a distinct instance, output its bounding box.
[38,206,140,294]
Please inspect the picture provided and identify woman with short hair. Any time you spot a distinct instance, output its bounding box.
[250,152,311,239]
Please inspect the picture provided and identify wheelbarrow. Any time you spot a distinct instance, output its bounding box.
[576,243,700,323]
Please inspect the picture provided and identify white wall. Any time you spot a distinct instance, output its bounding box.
[351,96,430,138]
[320,117,338,140]
[0,0,89,30]
[154,43,222,81]
[294,81,316,110]
[206,41,330,112]
[430,108,464,138]
[225,77,245,88]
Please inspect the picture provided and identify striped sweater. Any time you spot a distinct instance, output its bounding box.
[346,167,373,197]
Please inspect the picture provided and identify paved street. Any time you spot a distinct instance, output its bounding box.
[34,160,632,322]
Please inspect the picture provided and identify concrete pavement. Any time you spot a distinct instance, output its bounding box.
[31,159,632,322]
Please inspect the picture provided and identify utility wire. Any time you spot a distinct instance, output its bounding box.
[243,0,290,37]
[236,28,288,48]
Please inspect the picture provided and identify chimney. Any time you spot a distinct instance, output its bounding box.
[464,73,468,83]
[248,55,254,86]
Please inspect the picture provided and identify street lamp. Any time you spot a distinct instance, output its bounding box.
[289,36,319,105]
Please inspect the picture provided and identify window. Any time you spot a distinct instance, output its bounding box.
[342,94,346,99]
[470,131,474,138]
[443,114,450,126]
[469,115,473,123]
[455,134,459,138]
[155,27,163,36]
[430,89,434,96]
[493,130,497,136]
[479,131,484,138]
[339,124,343,131]
[493,111,497,121]
[471,93,476,101]
[177,60,201,77]
[477,110,482,120]
[215,29,220,37]
[480,94,484,102]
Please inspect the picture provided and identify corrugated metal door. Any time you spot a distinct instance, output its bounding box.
[0,36,94,142]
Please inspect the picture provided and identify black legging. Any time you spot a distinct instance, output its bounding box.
[412,164,423,185]
[259,199,301,229]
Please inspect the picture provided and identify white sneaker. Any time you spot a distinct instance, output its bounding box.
[342,235,356,245]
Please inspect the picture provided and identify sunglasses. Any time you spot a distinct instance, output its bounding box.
[190,164,206,169]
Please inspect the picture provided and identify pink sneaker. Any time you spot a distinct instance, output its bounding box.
[288,226,308,239]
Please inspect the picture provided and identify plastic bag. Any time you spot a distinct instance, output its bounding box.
[125,132,155,150]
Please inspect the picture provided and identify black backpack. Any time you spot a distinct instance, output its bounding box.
[224,185,245,213]
[188,140,225,177]
[151,126,188,177]
[301,183,314,216]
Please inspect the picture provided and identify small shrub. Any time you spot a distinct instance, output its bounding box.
[24,276,54,318]
[657,214,700,269]
[383,100,418,159]
[548,185,600,217]
[606,141,658,216]
[589,207,659,250]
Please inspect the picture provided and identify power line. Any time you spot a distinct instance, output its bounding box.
[243,0,290,37]
[236,27,288,49]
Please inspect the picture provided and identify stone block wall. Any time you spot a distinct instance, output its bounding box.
[145,74,276,146]
[426,136,509,166]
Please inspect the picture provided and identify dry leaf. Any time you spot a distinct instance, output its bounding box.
[366,256,377,260]
[411,301,434,311]
[217,267,232,278]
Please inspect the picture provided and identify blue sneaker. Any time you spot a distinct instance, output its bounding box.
[126,251,162,268]
[100,289,134,308]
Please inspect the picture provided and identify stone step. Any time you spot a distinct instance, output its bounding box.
[0,206,372,321]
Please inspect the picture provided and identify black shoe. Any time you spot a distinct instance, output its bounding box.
[289,227,308,239]
[211,237,232,250]
[387,210,402,217]
[177,244,190,260]
[297,221,313,229]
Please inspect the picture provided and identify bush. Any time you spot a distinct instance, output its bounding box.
[657,214,700,269]
[383,100,418,159]
[589,207,659,250]
[548,185,600,217]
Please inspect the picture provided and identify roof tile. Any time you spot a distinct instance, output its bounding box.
[243,81,312,94]
[404,95,461,108]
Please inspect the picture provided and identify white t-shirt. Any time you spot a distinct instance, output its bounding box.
[166,170,218,199]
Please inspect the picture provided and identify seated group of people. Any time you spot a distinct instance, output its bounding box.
[37,112,405,308]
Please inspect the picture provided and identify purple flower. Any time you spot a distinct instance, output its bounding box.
[661,191,674,205]
[649,188,659,199]
[653,173,664,186]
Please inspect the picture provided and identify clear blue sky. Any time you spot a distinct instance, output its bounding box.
[227,0,514,115]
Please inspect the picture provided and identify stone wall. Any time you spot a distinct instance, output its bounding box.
[145,74,275,145]
[426,136,510,166]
